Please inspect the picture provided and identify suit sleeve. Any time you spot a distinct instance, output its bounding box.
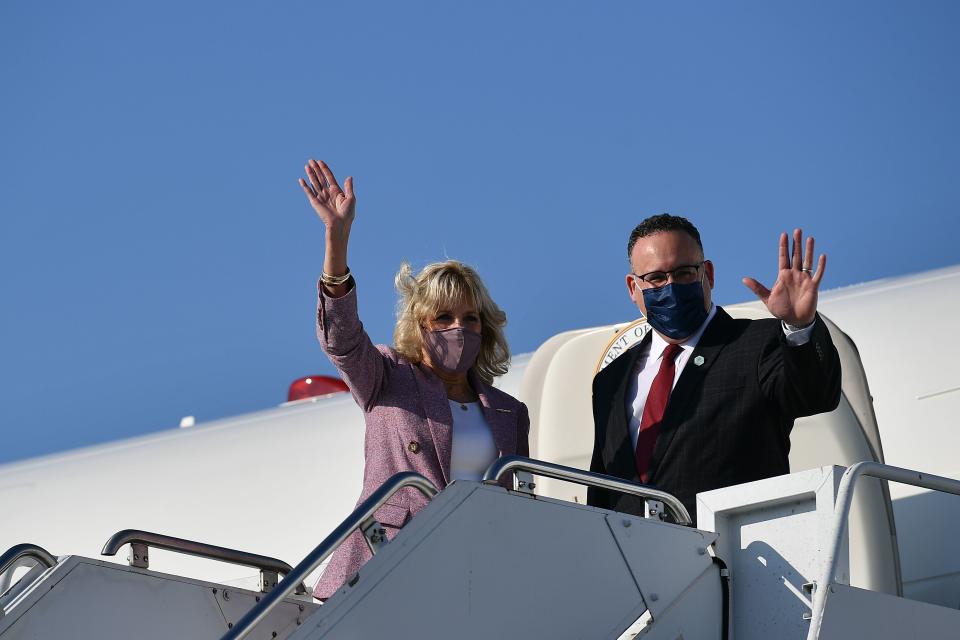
[316,279,389,411]
[516,402,531,458]
[758,314,842,419]
[586,446,611,508]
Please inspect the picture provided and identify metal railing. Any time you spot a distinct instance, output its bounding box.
[483,456,693,525]
[101,530,305,594]
[806,461,960,640]
[220,471,439,640]
[0,544,57,577]
[0,543,57,601]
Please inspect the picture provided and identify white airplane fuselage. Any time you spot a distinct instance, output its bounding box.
[1,265,958,607]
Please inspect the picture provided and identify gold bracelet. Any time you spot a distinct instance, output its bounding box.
[321,267,352,287]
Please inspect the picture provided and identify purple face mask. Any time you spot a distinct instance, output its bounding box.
[423,327,482,375]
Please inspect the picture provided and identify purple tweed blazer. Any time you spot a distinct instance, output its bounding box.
[312,281,530,599]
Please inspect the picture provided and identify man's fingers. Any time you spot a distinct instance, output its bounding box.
[804,236,814,270]
[344,176,354,200]
[812,254,827,286]
[778,233,789,271]
[792,228,803,270]
[742,277,771,302]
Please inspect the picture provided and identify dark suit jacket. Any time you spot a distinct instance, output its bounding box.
[587,307,841,524]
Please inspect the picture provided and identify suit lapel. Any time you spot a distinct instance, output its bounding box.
[647,308,736,482]
[413,363,454,486]
[605,333,652,483]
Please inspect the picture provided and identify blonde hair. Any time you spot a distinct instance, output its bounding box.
[393,260,510,383]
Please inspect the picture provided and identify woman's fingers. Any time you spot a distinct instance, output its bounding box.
[317,160,342,194]
[306,161,326,196]
[302,159,355,223]
[298,178,317,201]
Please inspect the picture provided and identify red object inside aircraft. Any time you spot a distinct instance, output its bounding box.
[287,375,350,402]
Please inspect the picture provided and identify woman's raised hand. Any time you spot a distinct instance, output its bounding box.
[301,159,354,291]
[300,159,356,232]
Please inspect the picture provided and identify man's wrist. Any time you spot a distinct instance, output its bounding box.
[783,318,815,332]
[782,317,816,346]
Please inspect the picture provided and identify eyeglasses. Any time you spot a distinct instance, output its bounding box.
[631,262,704,289]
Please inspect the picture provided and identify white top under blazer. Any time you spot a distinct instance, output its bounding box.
[448,400,497,481]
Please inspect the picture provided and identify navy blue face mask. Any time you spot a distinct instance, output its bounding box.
[640,280,709,340]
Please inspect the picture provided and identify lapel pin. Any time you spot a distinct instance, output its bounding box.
[495,408,512,413]
[693,355,705,366]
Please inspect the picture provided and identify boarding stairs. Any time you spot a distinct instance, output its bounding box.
[0,531,317,639]
[3,458,960,639]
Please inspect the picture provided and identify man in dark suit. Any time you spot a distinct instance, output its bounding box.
[587,215,841,523]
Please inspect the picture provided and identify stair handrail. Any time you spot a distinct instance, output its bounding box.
[0,543,57,577]
[483,455,693,525]
[807,461,960,640]
[0,543,57,601]
[220,470,439,640]
[101,529,306,594]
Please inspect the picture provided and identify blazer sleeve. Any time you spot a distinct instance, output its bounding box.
[316,278,389,411]
[758,314,842,419]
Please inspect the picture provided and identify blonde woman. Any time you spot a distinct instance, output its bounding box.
[299,159,530,600]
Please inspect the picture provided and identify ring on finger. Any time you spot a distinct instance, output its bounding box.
[801,267,812,273]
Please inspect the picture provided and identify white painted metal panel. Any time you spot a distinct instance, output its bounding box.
[604,511,717,622]
[0,556,315,639]
[293,481,722,640]
[698,467,850,640]
[816,583,960,639]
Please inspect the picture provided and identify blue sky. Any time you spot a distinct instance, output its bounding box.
[1,1,957,464]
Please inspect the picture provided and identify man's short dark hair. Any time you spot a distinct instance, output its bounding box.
[627,214,704,260]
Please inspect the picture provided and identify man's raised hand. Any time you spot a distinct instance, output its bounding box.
[742,229,826,328]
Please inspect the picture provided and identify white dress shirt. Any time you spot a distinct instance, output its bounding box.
[625,306,816,450]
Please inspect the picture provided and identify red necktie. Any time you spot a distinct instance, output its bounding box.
[635,343,683,483]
